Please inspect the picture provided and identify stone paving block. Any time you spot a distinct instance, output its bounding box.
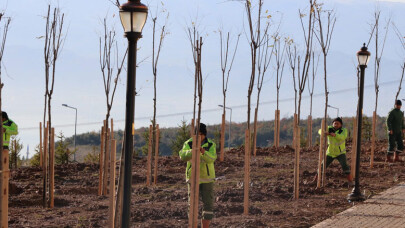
[312,184,405,228]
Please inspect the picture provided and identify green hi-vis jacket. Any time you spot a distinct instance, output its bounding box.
[318,126,347,158]
[3,119,18,147]
[179,137,217,184]
[387,108,405,134]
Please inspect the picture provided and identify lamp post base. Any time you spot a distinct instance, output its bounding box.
[347,188,365,202]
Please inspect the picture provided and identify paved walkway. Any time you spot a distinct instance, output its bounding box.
[312,183,405,228]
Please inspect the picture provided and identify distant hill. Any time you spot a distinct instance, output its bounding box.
[64,115,389,161]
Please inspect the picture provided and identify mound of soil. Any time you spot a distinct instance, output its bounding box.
[9,140,405,227]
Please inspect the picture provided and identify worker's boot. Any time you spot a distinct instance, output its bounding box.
[202,219,210,228]
[386,153,394,163]
[347,174,354,186]
[394,150,403,162]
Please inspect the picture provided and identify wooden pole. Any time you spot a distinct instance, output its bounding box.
[307,115,312,148]
[243,129,250,215]
[274,110,280,148]
[321,119,328,187]
[193,136,201,227]
[0,147,9,228]
[253,108,258,157]
[317,119,325,188]
[98,126,105,196]
[146,125,153,186]
[188,134,199,228]
[190,119,195,136]
[370,111,376,168]
[109,139,117,228]
[13,140,17,169]
[294,115,300,199]
[351,117,358,179]
[153,125,160,185]
[103,125,110,195]
[43,124,48,207]
[39,123,43,167]
[220,114,226,162]
[49,128,55,208]
[293,114,297,150]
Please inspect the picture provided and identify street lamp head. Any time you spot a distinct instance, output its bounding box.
[357,43,371,67]
[218,105,224,108]
[62,104,68,107]
[119,0,148,34]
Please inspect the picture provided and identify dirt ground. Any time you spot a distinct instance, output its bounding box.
[9,139,405,227]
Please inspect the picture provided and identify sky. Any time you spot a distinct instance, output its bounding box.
[1,0,405,158]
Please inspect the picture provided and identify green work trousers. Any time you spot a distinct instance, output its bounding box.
[388,132,404,154]
[325,154,350,175]
[188,182,214,220]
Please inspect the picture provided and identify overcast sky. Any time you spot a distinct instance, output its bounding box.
[1,0,405,157]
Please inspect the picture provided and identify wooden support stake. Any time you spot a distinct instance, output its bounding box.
[49,128,55,208]
[220,114,226,162]
[39,123,43,167]
[193,136,201,227]
[294,125,301,200]
[1,148,9,227]
[108,139,117,228]
[190,119,195,136]
[103,126,110,195]
[370,111,376,168]
[153,125,160,185]
[317,119,325,188]
[274,110,280,148]
[253,108,258,157]
[98,126,105,196]
[146,125,153,186]
[111,119,114,140]
[243,129,250,215]
[188,135,199,228]
[307,115,313,148]
[351,117,358,179]
[43,124,48,207]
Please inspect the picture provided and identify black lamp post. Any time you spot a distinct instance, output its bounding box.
[119,0,148,227]
[347,43,371,202]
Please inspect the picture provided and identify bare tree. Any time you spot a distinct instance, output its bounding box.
[99,16,128,195]
[369,8,390,167]
[253,34,275,156]
[273,34,286,148]
[150,6,169,184]
[244,0,270,131]
[393,23,405,102]
[297,1,315,124]
[308,52,319,117]
[219,30,240,159]
[372,9,390,113]
[314,2,336,187]
[42,5,66,207]
[286,40,298,114]
[274,35,286,111]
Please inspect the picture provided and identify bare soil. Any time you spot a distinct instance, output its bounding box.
[9,140,405,227]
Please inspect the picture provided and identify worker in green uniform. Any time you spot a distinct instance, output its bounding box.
[2,112,18,150]
[386,100,405,162]
[315,117,353,184]
[179,123,216,228]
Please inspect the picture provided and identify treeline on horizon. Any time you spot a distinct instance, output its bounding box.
[63,115,389,157]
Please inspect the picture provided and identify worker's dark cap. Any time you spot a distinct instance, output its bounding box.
[396,100,402,106]
[199,123,207,136]
[333,117,343,125]
[1,112,8,120]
